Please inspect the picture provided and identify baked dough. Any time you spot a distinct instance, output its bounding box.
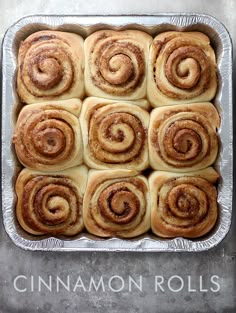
[16,166,88,236]
[84,30,152,100]
[80,97,150,170]
[149,102,220,171]
[147,31,217,106]
[13,99,83,171]
[149,167,219,238]
[17,30,84,104]
[83,169,150,238]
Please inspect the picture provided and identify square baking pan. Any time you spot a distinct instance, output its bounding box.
[1,14,233,251]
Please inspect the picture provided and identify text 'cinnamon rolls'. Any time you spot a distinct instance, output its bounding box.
[149,102,220,171]
[149,167,219,238]
[17,30,84,104]
[84,30,152,100]
[16,166,88,236]
[147,31,217,106]
[80,97,149,170]
[83,169,150,238]
[13,99,83,171]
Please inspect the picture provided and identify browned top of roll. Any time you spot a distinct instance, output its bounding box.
[17,30,84,103]
[150,168,219,238]
[16,167,87,236]
[12,99,83,172]
[84,30,152,100]
[148,31,217,106]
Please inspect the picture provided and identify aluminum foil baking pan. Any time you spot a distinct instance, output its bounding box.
[1,14,233,251]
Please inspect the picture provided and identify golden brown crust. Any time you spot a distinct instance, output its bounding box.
[17,31,84,104]
[148,102,220,171]
[80,97,150,170]
[16,166,88,236]
[83,169,150,238]
[149,167,219,238]
[147,31,217,106]
[84,30,152,100]
[13,99,83,171]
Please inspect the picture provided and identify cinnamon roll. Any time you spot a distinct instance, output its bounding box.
[83,169,150,238]
[16,166,88,236]
[149,167,219,238]
[80,97,149,170]
[149,102,220,171]
[13,99,83,171]
[147,31,217,106]
[17,31,84,104]
[84,30,152,100]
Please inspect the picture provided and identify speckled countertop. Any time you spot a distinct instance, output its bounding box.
[0,1,235,312]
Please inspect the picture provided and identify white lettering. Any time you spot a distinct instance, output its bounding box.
[155,276,165,292]
[38,275,52,292]
[168,276,184,293]
[56,276,70,292]
[13,275,27,293]
[89,277,105,292]
[210,275,220,292]
[128,276,142,292]
[199,276,208,292]
[30,275,34,292]
[188,276,197,292]
[73,276,86,292]
[108,276,125,292]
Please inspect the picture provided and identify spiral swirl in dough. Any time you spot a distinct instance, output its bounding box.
[80,97,149,170]
[149,102,220,171]
[13,99,83,171]
[150,167,219,238]
[147,31,217,106]
[16,166,88,236]
[83,169,150,238]
[84,30,152,100]
[17,31,84,104]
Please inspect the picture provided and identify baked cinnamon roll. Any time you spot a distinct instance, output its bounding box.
[149,167,219,238]
[147,31,217,106]
[16,166,88,236]
[149,102,220,171]
[83,169,150,237]
[84,30,152,100]
[17,30,84,104]
[80,97,149,170]
[13,99,83,171]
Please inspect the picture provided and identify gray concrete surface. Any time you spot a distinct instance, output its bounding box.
[0,0,236,312]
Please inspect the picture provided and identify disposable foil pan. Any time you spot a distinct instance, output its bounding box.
[1,14,233,252]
